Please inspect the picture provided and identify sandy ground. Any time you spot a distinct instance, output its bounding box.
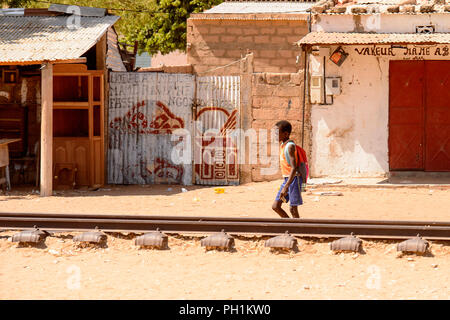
[0,180,449,299]
[0,232,449,300]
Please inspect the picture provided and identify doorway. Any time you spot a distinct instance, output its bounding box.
[389,60,450,172]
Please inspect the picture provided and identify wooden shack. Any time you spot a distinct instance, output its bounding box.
[0,6,125,195]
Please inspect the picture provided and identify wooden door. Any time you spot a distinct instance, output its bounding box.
[389,61,425,170]
[53,138,90,186]
[90,74,105,187]
[425,61,450,171]
[53,66,105,187]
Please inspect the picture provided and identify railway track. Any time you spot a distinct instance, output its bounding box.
[1,212,450,240]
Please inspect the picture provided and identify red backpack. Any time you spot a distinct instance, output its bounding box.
[284,141,309,183]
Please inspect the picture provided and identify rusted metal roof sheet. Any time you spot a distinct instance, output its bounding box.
[297,32,450,45]
[106,27,127,72]
[0,15,119,64]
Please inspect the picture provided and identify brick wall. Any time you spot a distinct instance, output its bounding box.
[187,16,308,75]
[250,71,310,182]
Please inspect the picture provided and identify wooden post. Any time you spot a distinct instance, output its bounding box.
[40,62,53,196]
[239,53,254,184]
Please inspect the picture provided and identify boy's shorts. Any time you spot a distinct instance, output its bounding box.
[275,176,303,207]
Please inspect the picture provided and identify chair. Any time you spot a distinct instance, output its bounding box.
[0,165,10,191]
[11,141,40,187]
[0,142,11,191]
[53,163,78,190]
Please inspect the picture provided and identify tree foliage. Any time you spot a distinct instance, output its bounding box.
[1,0,31,7]
[1,0,222,54]
[125,0,222,54]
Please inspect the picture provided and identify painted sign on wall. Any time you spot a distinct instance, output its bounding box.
[354,45,450,59]
[108,72,195,185]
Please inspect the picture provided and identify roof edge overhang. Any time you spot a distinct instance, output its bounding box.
[0,58,87,66]
[189,13,309,21]
[311,12,450,16]
[296,32,450,46]
[78,16,120,58]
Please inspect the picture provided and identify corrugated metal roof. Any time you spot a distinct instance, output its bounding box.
[297,32,450,45]
[204,2,314,14]
[106,27,127,72]
[189,13,309,20]
[0,8,25,15]
[0,15,119,64]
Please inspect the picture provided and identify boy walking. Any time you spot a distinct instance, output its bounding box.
[272,120,306,218]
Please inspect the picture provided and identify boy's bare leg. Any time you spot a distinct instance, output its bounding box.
[289,206,300,218]
[272,200,290,218]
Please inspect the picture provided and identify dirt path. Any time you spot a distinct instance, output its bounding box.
[0,232,448,300]
[0,181,449,299]
[1,180,449,221]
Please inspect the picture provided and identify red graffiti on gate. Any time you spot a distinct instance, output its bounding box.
[123,158,183,183]
[220,109,238,135]
[152,157,184,182]
[123,160,149,180]
[195,107,238,147]
[110,100,184,134]
[194,107,239,183]
[149,101,185,134]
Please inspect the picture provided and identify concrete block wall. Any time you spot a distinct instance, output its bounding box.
[250,71,309,182]
[187,16,308,75]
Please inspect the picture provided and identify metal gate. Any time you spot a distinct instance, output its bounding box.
[194,76,240,185]
[389,60,450,171]
[108,72,195,185]
[424,61,450,171]
[389,61,424,170]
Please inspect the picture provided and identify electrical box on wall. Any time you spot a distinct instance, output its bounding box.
[325,77,341,95]
[310,75,324,104]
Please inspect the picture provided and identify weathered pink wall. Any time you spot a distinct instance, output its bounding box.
[151,50,188,67]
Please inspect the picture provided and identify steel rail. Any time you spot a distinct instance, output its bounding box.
[1,214,450,240]
[1,212,450,227]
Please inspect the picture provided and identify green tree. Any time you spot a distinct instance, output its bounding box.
[1,0,30,7]
[125,0,222,54]
[1,0,222,54]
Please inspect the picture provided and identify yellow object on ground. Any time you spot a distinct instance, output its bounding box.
[214,188,225,194]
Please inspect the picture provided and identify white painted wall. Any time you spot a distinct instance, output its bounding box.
[310,48,389,177]
[308,13,450,177]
